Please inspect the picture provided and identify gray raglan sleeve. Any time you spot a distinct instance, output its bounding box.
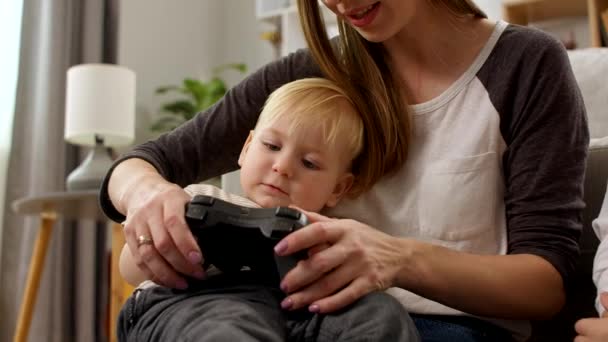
[480,27,589,286]
[99,48,321,222]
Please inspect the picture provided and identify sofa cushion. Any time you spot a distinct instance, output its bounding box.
[567,48,608,140]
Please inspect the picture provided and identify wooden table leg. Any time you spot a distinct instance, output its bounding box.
[13,212,56,342]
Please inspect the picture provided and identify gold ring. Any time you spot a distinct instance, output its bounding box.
[137,235,154,247]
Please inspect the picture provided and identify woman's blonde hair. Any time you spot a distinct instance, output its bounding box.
[255,78,366,193]
[296,0,486,191]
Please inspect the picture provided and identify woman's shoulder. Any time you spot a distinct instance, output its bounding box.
[490,23,569,65]
[499,23,566,52]
[478,22,573,90]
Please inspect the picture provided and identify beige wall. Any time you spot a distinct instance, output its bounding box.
[117,0,275,147]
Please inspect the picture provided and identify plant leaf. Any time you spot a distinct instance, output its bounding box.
[212,63,247,75]
[151,63,247,133]
[156,85,181,94]
[149,115,185,132]
[183,78,207,106]
[207,78,227,97]
[162,100,196,117]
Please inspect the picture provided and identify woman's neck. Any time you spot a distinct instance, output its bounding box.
[383,4,495,104]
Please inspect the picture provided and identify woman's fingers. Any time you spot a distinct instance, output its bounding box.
[147,214,204,282]
[307,242,331,257]
[282,242,348,292]
[283,257,361,311]
[289,205,334,224]
[123,220,183,288]
[275,221,343,257]
[136,241,188,288]
[310,277,376,313]
[163,195,204,266]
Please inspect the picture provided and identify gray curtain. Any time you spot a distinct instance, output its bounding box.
[0,0,118,341]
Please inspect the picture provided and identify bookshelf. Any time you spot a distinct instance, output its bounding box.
[502,0,608,47]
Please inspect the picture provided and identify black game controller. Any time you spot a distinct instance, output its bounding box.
[185,195,309,284]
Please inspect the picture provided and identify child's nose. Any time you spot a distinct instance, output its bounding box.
[272,155,293,177]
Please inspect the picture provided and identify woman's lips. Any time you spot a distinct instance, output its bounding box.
[345,2,380,28]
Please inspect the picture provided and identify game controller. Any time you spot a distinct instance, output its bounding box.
[185,195,309,284]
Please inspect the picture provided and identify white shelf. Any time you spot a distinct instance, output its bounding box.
[257,3,297,22]
[256,0,338,57]
[256,0,296,20]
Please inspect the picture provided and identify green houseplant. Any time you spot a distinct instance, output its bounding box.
[150,63,247,132]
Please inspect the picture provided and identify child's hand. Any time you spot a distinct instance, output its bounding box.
[574,292,608,341]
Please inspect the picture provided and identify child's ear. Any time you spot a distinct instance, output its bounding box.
[325,173,354,208]
[238,131,254,167]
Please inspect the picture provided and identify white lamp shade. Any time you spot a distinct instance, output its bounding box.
[65,64,136,147]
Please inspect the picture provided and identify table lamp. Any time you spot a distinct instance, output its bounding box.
[64,64,136,191]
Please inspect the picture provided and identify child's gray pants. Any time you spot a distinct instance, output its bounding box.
[117,273,420,342]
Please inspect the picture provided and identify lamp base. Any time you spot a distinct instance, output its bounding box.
[66,142,113,191]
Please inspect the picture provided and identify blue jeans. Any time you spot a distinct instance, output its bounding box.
[412,314,513,342]
[117,272,420,342]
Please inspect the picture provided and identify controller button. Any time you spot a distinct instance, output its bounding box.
[275,207,301,220]
[187,207,207,221]
[191,195,215,206]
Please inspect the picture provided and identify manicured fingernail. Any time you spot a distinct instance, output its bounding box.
[176,279,188,289]
[194,270,206,279]
[281,297,293,310]
[274,240,287,255]
[309,304,320,313]
[188,251,202,264]
[280,282,288,293]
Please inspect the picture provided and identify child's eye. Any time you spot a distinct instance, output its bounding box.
[263,143,280,151]
[302,159,318,170]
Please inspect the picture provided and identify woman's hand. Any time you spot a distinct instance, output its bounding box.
[121,181,206,289]
[574,292,608,342]
[276,208,406,314]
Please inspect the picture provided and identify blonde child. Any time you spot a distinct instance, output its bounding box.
[116,78,418,341]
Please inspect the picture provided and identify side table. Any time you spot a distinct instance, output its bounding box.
[11,190,126,342]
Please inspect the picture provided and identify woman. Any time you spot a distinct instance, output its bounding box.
[102,0,589,340]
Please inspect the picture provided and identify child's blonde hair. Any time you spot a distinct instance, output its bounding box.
[254,78,365,194]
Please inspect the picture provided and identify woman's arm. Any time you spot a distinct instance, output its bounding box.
[276,218,564,319]
[397,240,564,319]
